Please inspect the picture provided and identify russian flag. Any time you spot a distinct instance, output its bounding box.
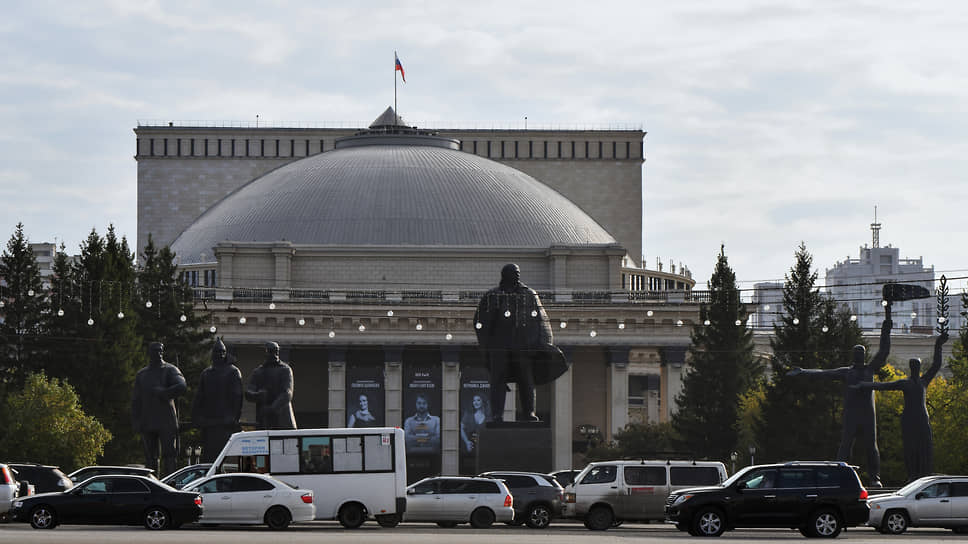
[395,53,406,83]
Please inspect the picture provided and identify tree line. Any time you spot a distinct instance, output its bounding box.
[0,223,209,470]
[591,243,968,486]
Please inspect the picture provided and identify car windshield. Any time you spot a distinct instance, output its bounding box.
[896,477,935,496]
[720,466,757,488]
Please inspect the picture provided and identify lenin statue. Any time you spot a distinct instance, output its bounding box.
[131,342,187,476]
[191,338,243,462]
[475,264,568,422]
[245,341,297,429]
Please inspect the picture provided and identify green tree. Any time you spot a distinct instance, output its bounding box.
[0,223,46,388]
[0,372,111,471]
[756,243,865,464]
[585,422,681,462]
[672,245,759,461]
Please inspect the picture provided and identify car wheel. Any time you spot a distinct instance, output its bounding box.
[583,505,614,531]
[880,510,908,535]
[376,514,400,528]
[144,506,171,530]
[808,509,842,538]
[526,504,552,529]
[692,507,725,537]
[436,521,458,528]
[337,502,366,529]
[470,507,496,529]
[29,505,56,530]
[265,506,292,530]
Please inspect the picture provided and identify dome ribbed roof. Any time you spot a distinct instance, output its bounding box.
[171,133,617,264]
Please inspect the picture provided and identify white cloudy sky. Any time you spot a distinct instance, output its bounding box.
[1,1,966,295]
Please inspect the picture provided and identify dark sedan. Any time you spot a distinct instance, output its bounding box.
[10,475,202,530]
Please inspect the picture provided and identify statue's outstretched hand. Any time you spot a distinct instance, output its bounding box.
[786,367,803,377]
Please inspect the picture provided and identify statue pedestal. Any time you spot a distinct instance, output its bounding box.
[475,421,552,474]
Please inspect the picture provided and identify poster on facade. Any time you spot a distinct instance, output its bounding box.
[403,363,442,456]
[459,364,491,474]
[345,363,385,428]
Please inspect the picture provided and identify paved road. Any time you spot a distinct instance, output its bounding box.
[0,522,965,543]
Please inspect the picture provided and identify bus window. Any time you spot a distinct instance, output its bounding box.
[301,437,333,474]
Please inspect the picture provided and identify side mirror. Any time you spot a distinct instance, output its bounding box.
[407,488,415,495]
[915,492,925,500]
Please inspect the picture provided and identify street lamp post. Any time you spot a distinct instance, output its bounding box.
[730,451,738,474]
[749,445,756,466]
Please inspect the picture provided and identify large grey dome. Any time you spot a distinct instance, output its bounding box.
[171,132,617,264]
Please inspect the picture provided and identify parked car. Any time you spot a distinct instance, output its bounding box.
[184,472,314,530]
[161,464,212,490]
[403,476,514,528]
[10,474,202,530]
[1,463,29,517]
[6,463,73,494]
[68,465,156,483]
[868,475,968,534]
[551,469,582,488]
[665,461,869,538]
[564,459,727,530]
[479,471,563,528]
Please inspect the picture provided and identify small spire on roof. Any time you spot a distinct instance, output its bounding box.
[370,106,407,129]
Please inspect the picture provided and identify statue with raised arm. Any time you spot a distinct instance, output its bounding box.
[852,331,948,481]
[192,337,243,461]
[787,302,893,487]
[131,342,187,476]
[245,341,296,429]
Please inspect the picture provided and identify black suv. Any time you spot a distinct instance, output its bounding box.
[6,463,73,494]
[479,471,564,529]
[665,462,869,538]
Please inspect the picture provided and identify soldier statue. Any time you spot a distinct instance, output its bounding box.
[131,342,187,476]
[245,341,297,429]
[192,337,243,462]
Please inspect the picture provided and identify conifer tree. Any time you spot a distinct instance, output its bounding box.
[756,243,865,464]
[673,245,759,461]
[0,223,46,388]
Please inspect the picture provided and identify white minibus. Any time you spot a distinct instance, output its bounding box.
[206,427,407,528]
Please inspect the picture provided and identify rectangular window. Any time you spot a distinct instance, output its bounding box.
[290,139,295,157]
[190,138,195,156]
[473,141,478,154]
[275,139,280,156]
[543,141,547,158]
[486,141,491,157]
[778,469,816,488]
[612,141,616,158]
[626,141,630,159]
[176,138,181,157]
[625,466,666,485]
[333,436,363,471]
[670,467,722,486]
[557,141,562,158]
[598,141,603,158]
[364,434,392,470]
[320,139,325,153]
[163,138,168,156]
[585,141,589,158]
[204,139,209,156]
[230,139,235,157]
[528,141,533,158]
[570,141,575,158]
[500,140,505,158]
[458,140,463,151]
[514,141,519,158]
[299,436,332,474]
[245,139,250,156]
[217,139,222,156]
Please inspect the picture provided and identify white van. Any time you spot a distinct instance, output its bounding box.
[563,460,727,530]
[206,427,407,528]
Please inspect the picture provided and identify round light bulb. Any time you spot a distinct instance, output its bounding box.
[57,308,64,317]
[793,318,800,325]
[445,333,453,341]
[589,330,597,337]
[387,310,394,317]
[328,330,336,338]
[209,326,217,333]
[0,301,4,308]
[676,320,683,327]
[87,318,94,326]
[358,324,366,332]
[763,304,770,311]
[882,300,888,307]
[180,314,187,322]
[27,289,34,296]
[735,320,742,326]
[504,310,511,318]
[298,318,305,326]
[850,315,857,322]
[145,301,153,308]
[416,323,423,331]
[822,326,829,333]
[531,310,538,317]
[268,302,276,310]
[911,312,917,319]
[475,322,482,329]
[117,311,124,319]
[647,310,654,317]
[939,317,947,324]
[239,317,247,324]
[703,319,711,326]
[618,323,626,330]
[559,322,567,329]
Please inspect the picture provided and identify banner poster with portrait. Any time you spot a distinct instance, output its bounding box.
[459,364,491,475]
[345,363,385,428]
[402,363,442,457]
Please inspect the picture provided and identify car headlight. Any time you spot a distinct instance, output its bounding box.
[673,494,694,506]
[13,500,23,508]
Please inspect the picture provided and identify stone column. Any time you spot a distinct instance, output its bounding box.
[384,345,404,428]
[327,346,347,428]
[548,248,571,302]
[440,346,461,476]
[214,244,234,301]
[271,243,293,300]
[550,346,574,471]
[607,346,630,439]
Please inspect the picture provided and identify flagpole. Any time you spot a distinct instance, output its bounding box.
[394,50,397,119]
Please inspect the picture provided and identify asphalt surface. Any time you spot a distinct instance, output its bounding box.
[0,522,965,543]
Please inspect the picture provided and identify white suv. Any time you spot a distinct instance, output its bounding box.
[869,475,968,534]
[564,460,727,530]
